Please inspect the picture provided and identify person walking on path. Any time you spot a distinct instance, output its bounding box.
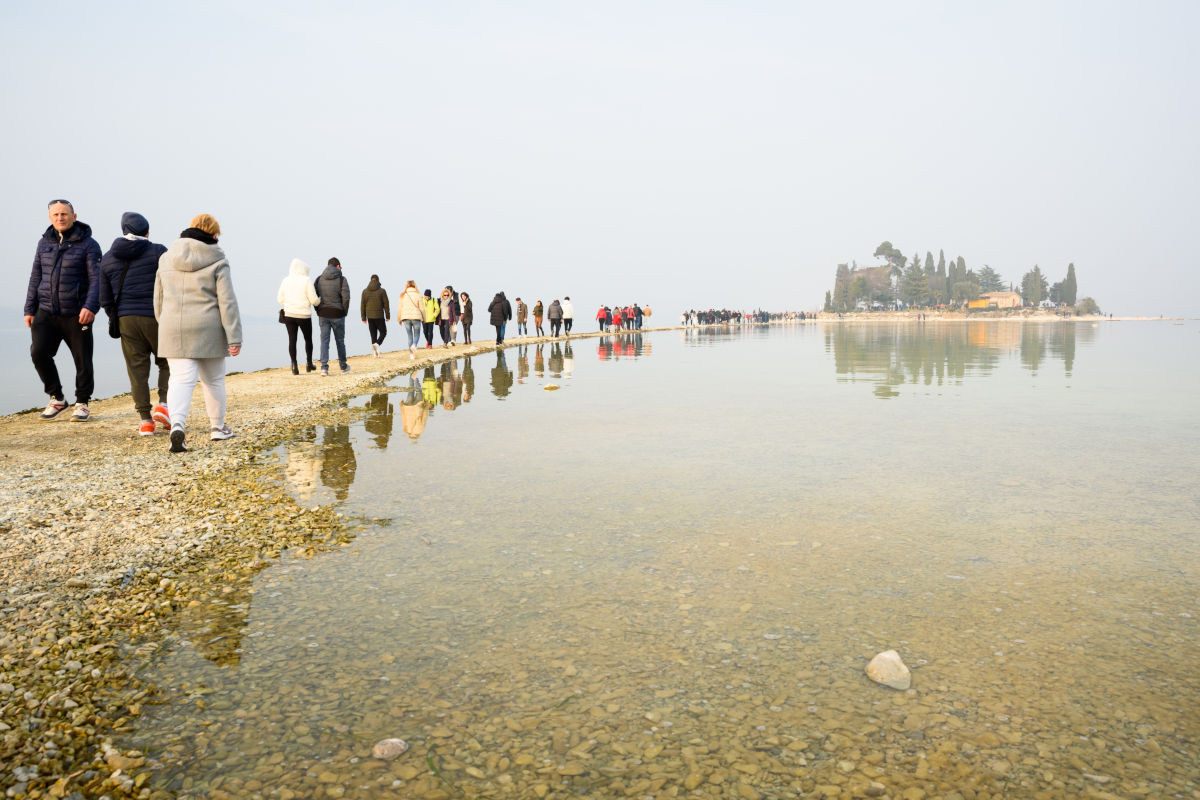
[421,289,439,348]
[361,274,390,357]
[100,211,170,433]
[595,305,607,331]
[277,258,320,375]
[515,297,528,336]
[488,290,512,345]
[314,257,351,375]
[460,291,474,345]
[547,299,564,337]
[25,199,102,422]
[438,286,460,347]
[398,280,424,358]
[154,214,241,453]
[533,300,544,336]
[562,296,575,335]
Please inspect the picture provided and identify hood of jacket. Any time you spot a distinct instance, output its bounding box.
[367,276,382,291]
[319,264,342,282]
[550,300,561,309]
[42,220,94,245]
[163,237,226,273]
[493,291,506,301]
[289,258,311,277]
[107,236,152,261]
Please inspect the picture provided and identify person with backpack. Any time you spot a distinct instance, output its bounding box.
[314,257,351,375]
[99,212,170,434]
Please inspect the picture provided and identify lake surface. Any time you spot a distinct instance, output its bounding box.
[122,321,1200,799]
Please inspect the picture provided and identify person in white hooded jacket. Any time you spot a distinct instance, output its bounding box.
[277,258,320,374]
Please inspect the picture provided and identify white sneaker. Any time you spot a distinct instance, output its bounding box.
[210,425,235,441]
[40,399,68,419]
[70,403,90,422]
[372,343,380,357]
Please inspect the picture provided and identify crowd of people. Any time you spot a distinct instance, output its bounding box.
[594,303,652,331]
[680,309,813,325]
[22,200,599,454]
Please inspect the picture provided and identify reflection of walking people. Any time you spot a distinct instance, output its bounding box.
[25,199,102,422]
[361,274,390,357]
[319,424,357,500]
[154,214,242,453]
[365,393,394,449]
[400,372,428,439]
[490,349,513,398]
[277,258,320,375]
[315,257,351,375]
[100,211,170,434]
[489,291,512,345]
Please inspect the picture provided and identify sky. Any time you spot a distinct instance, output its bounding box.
[2,0,1198,320]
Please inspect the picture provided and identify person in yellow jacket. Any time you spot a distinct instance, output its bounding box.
[421,289,440,348]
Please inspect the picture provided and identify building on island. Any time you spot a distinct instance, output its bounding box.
[968,291,1023,310]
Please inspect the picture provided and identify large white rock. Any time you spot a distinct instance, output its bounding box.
[866,649,911,690]
[372,738,409,760]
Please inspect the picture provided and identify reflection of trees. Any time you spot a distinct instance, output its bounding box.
[829,322,1091,396]
[491,350,513,398]
[319,425,357,500]
[365,393,394,449]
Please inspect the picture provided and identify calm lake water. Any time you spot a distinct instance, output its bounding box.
[123,321,1200,799]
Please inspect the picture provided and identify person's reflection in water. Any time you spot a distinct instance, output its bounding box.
[548,342,564,377]
[491,349,513,398]
[421,364,441,407]
[440,360,462,410]
[183,579,254,666]
[461,357,474,404]
[516,344,530,384]
[631,333,644,357]
[400,371,428,440]
[285,426,321,503]
[563,341,574,378]
[319,424,358,500]
[365,393,394,449]
[534,344,545,376]
[597,340,613,361]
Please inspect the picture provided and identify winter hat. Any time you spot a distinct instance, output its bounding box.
[189,213,221,237]
[424,289,432,297]
[120,211,149,236]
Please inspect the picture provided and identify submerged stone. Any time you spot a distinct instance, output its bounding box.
[372,738,409,760]
[866,650,911,690]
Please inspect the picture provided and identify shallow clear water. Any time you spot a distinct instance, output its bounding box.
[124,322,1200,799]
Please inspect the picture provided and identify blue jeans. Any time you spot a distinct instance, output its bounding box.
[319,317,348,369]
[403,319,421,350]
[495,322,506,343]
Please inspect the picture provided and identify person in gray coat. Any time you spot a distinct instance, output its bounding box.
[154,214,242,453]
[315,257,351,375]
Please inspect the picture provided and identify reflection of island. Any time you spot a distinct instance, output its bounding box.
[829,322,1094,398]
[597,333,651,360]
[365,393,394,449]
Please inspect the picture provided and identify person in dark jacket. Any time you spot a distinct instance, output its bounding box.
[99,212,170,435]
[360,274,390,357]
[488,291,513,345]
[547,299,564,337]
[24,199,103,421]
[460,292,474,345]
[314,257,351,375]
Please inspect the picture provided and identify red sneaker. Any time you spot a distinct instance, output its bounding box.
[139,419,156,436]
[152,404,170,430]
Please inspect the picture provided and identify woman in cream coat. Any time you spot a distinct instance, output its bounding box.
[277,258,320,373]
[154,213,242,453]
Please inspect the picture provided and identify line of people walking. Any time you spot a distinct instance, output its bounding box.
[595,303,651,331]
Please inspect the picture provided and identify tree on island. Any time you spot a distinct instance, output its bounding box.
[1076,296,1101,315]
[1020,265,1049,306]
[901,258,932,306]
[976,265,1005,293]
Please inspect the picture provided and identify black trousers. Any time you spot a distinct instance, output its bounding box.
[423,321,435,345]
[564,318,573,333]
[30,309,93,403]
[550,320,562,336]
[285,316,314,365]
[367,318,387,346]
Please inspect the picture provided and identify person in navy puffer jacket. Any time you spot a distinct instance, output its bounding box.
[100,212,171,435]
[24,199,103,422]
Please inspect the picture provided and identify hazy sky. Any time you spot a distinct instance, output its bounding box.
[3,1,1197,319]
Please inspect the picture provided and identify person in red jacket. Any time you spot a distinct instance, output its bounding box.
[595,305,607,331]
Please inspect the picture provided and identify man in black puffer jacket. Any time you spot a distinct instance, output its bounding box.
[24,199,102,422]
[100,212,170,436]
